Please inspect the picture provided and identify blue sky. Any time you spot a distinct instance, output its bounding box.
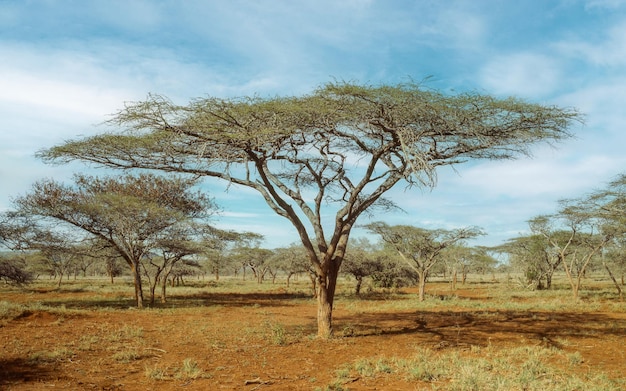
[1,0,626,249]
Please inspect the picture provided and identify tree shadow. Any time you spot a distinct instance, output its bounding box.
[38,290,314,310]
[0,357,55,386]
[334,309,626,347]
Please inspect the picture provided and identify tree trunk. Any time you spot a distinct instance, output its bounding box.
[160,265,175,303]
[545,272,553,289]
[316,277,333,339]
[603,261,623,300]
[308,273,317,298]
[315,260,341,339]
[149,284,157,306]
[131,262,144,309]
[355,276,363,295]
[161,273,169,303]
[418,271,426,301]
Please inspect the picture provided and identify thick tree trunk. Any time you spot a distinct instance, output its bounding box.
[418,271,427,301]
[131,263,144,309]
[316,278,333,339]
[309,273,317,298]
[315,260,341,339]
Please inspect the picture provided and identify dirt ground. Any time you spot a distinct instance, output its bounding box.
[1,281,625,390]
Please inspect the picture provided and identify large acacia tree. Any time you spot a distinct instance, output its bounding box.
[40,81,580,337]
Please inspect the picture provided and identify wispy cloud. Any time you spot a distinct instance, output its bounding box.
[479,53,563,97]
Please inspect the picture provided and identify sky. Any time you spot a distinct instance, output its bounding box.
[1,0,626,249]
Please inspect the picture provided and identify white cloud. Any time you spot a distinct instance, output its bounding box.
[556,20,626,67]
[480,53,562,97]
[457,156,611,198]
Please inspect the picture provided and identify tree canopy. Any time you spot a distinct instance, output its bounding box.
[12,173,216,308]
[39,81,581,337]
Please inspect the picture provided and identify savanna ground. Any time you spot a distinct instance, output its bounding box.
[1,274,625,390]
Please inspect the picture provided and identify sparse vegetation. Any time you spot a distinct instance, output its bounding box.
[0,274,624,389]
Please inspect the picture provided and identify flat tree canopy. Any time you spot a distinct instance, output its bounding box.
[39,81,581,337]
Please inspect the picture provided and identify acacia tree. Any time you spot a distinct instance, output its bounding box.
[142,227,201,305]
[39,81,580,337]
[204,231,260,281]
[29,231,85,287]
[500,233,563,290]
[0,212,81,286]
[231,246,274,284]
[442,245,476,288]
[581,173,626,297]
[529,202,613,299]
[0,212,37,284]
[13,173,215,308]
[366,222,483,301]
[341,238,382,295]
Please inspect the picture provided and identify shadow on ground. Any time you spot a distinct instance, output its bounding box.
[334,309,626,348]
[0,358,55,386]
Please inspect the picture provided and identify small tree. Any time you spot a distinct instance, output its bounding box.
[341,238,382,295]
[142,231,201,305]
[0,212,83,287]
[580,173,626,297]
[529,202,612,299]
[40,81,580,337]
[442,245,474,288]
[366,222,483,301]
[0,213,35,284]
[13,173,215,308]
[203,230,258,281]
[500,233,563,290]
[0,255,32,285]
[231,246,274,284]
[269,244,318,293]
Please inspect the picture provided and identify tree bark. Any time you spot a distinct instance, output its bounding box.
[131,262,144,308]
[355,276,363,295]
[315,259,342,338]
[316,277,333,339]
[418,271,427,301]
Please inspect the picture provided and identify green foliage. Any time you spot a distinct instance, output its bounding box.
[263,320,288,346]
